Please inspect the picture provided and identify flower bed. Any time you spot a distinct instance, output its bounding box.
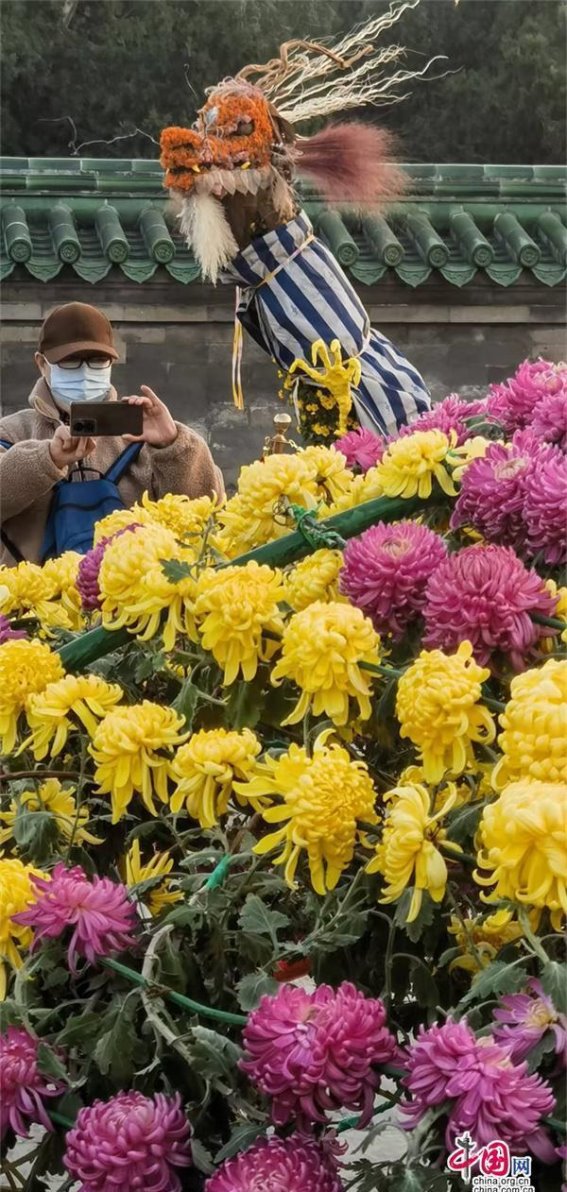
[0,359,566,1191]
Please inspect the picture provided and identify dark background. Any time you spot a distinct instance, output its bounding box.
[1,0,566,164]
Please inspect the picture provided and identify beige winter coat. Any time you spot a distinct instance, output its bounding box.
[0,380,224,566]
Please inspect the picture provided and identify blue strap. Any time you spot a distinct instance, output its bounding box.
[104,441,143,484]
[0,439,13,450]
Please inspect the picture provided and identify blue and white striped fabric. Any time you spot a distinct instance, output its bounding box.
[221,210,431,436]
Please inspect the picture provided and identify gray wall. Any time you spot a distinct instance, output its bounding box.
[1,270,565,492]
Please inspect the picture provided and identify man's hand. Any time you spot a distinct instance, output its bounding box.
[49,424,95,470]
[123,386,178,448]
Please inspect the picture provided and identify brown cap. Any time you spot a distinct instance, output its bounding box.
[39,302,119,363]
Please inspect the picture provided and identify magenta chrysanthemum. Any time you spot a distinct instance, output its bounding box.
[401,1019,556,1162]
[77,524,139,612]
[0,1027,61,1139]
[14,863,138,971]
[486,358,567,433]
[240,981,398,1127]
[450,431,549,550]
[522,449,567,566]
[492,979,567,1066]
[423,544,557,669]
[206,1135,344,1192]
[64,1091,192,1191]
[531,390,567,452]
[340,520,447,639]
[0,615,26,644]
[398,393,487,445]
[334,428,385,472]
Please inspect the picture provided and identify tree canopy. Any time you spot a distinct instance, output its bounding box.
[1,0,565,163]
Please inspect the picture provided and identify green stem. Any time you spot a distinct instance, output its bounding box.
[101,956,247,1026]
[50,1109,76,1129]
[517,910,550,965]
[336,1096,396,1134]
[545,1115,567,1135]
[531,612,566,630]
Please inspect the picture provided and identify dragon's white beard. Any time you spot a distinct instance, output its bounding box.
[178,193,239,284]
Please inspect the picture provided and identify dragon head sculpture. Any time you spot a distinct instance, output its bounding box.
[160,0,443,280]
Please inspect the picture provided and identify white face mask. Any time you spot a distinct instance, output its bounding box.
[49,362,112,405]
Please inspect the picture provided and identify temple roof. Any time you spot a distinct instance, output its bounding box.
[1,158,565,288]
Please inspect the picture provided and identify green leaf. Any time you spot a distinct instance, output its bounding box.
[134,649,166,681]
[459,958,528,1008]
[36,1042,69,1084]
[0,1000,20,1031]
[445,800,485,845]
[13,806,58,860]
[236,970,279,1011]
[172,677,200,729]
[56,1011,102,1048]
[238,895,289,947]
[93,1001,139,1082]
[411,959,439,1009]
[189,1025,242,1083]
[540,961,567,1015]
[161,558,192,583]
[214,1122,266,1164]
[394,890,436,943]
[190,1138,215,1175]
[225,676,266,729]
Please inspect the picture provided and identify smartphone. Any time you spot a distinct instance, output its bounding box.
[70,401,143,438]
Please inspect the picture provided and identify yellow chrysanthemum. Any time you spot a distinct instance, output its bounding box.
[218,454,318,554]
[0,856,46,999]
[0,561,70,631]
[375,430,457,500]
[93,507,150,544]
[0,639,64,755]
[284,550,344,612]
[271,601,380,727]
[300,445,354,504]
[447,909,524,974]
[0,779,102,848]
[24,673,123,760]
[321,468,384,519]
[194,562,285,686]
[399,762,494,812]
[116,557,199,652]
[366,781,462,922]
[90,701,189,823]
[396,641,495,783]
[475,779,567,929]
[238,734,378,894]
[136,491,221,540]
[492,658,567,787]
[448,435,491,483]
[171,727,262,827]
[98,523,184,633]
[123,839,181,916]
[42,552,84,630]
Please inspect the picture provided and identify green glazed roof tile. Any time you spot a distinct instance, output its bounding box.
[0,156,565,288]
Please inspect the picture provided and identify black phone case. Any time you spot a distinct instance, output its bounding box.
[69,401,143,438]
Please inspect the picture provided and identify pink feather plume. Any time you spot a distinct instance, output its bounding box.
[296,123,408,208]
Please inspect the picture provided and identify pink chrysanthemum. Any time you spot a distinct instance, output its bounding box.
[240,981,398,1127]
[531,390,567,452]
[334,428,385,472]
[0,615,26,644]
[64,1091,192,1191]
[398,393,487,445]
[340,520,447,639]
[77,524,139,612]
[205,1135,344,1192]
[450,431,551,550]
[492,979,567,1066]
[523,449,567,566]
[486,359,567,433]
[0,1027,61,1140]
[423,544,557,669]
[401,1019,556,1162]
[14,863,137,972]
